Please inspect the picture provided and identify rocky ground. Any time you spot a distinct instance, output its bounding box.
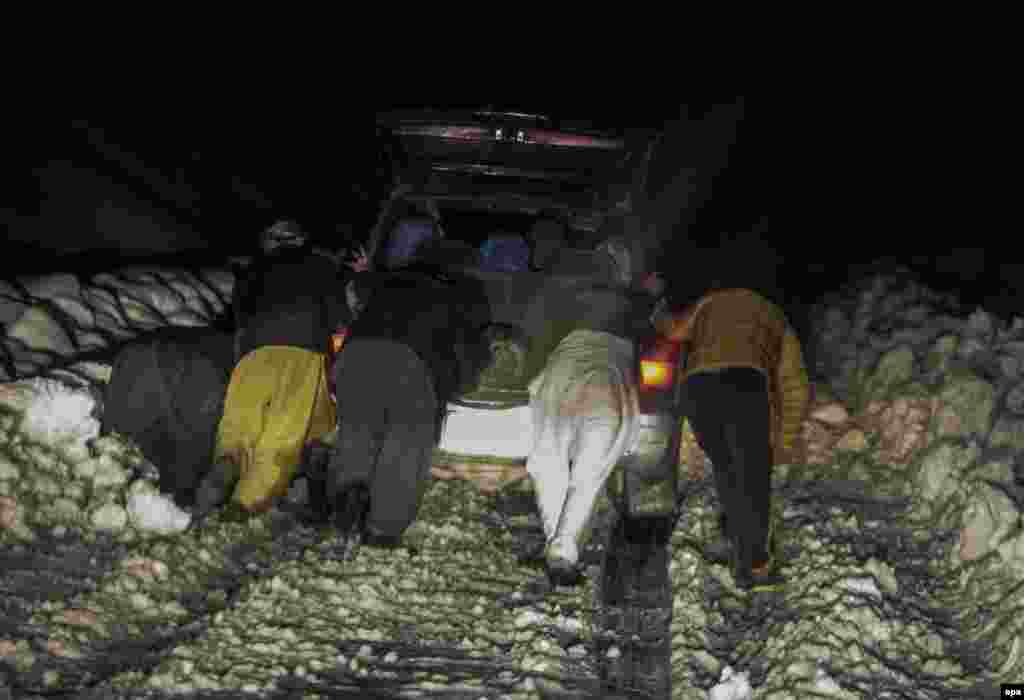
[1,264,1023,699]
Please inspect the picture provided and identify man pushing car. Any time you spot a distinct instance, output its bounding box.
[653,287,810,592]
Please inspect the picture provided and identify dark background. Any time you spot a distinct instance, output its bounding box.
[3,101,1018,322]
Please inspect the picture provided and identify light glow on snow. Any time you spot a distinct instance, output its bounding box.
[439,403,534,459]
[16,379,100,449]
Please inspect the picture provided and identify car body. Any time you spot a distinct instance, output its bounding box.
[330,108,691,518]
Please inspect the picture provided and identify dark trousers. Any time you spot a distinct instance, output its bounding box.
[328,338,438,538]
[683,367,773,575]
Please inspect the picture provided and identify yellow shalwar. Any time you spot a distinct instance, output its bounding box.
[214,346,336,512]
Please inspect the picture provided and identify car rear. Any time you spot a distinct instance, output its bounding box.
[605,330,686,518]
[361,107,686,514]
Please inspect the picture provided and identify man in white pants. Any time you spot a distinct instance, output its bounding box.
[527,328,639,583]
[524,237,652,585]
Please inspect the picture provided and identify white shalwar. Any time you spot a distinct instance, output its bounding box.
[526,328,639,567]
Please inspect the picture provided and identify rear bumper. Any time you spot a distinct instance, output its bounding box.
[437,401,682,517]
[437,401,533,460]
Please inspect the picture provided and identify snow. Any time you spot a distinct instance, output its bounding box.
[2,257,1024,696]
[709,665,753,700]
[0,377,191,535]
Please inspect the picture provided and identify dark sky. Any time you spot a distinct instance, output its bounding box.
[5,113,382,258]
[3,103,1018,321]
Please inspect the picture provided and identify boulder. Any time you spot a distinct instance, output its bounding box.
[119,298,167,328]
[1,378,100,454]
[81,287,123,323]
[91,502,128,532]
[6,305,75,357]
[196,268,235,302]
[18,273,80,301]
[166,309,210,328]
[989,416,1024,451]
[913,441,983,517]
[0,290,29,326]
[811,402,849,426]
[50,294,96,328]
[923,335,960,376]
[126,480,191,534]
[1005,381,1024,416]
[860,396,934,466]
[866,345,916,396]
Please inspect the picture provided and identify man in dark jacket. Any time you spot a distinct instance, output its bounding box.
[655,288,810,592]
[232,220,351,361]
[322,216,491,549]
[200,220,349,515]
[102,326,234,509]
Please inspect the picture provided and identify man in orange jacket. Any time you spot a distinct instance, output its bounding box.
[654,288,810,592]
[196,220,348,518]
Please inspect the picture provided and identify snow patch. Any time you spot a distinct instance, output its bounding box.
[709,665,752,700]
[440,403,534,459]
[126,481,191,533]
[841,575,882,600]
[815,666,845,695]
[7,305,76,357]
[6,378,99,451]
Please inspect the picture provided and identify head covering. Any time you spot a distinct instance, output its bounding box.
[259,219,309,256]
[479,233,531,273]
[381,217,440,270]
[641,269,667,297]
[528,218,568,270]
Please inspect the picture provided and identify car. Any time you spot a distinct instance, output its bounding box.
[323,107,691,523]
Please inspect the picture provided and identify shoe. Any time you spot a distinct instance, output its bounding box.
[219,502,258,524]
[703,537,733,566]
[364,527,403,549]
[295,476,332,525]
[194,458,239,517]
[730,515,785,592]
[735,560,786,593]
[730,523,785,593]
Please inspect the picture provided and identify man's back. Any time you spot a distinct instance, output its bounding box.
[236,248,344,357]
[348,268,489,402]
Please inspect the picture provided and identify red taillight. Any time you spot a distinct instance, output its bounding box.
[640,359,674,389]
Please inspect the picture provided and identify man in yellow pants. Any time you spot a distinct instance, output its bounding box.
[214,345,337,513]
[197,220,350,516]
